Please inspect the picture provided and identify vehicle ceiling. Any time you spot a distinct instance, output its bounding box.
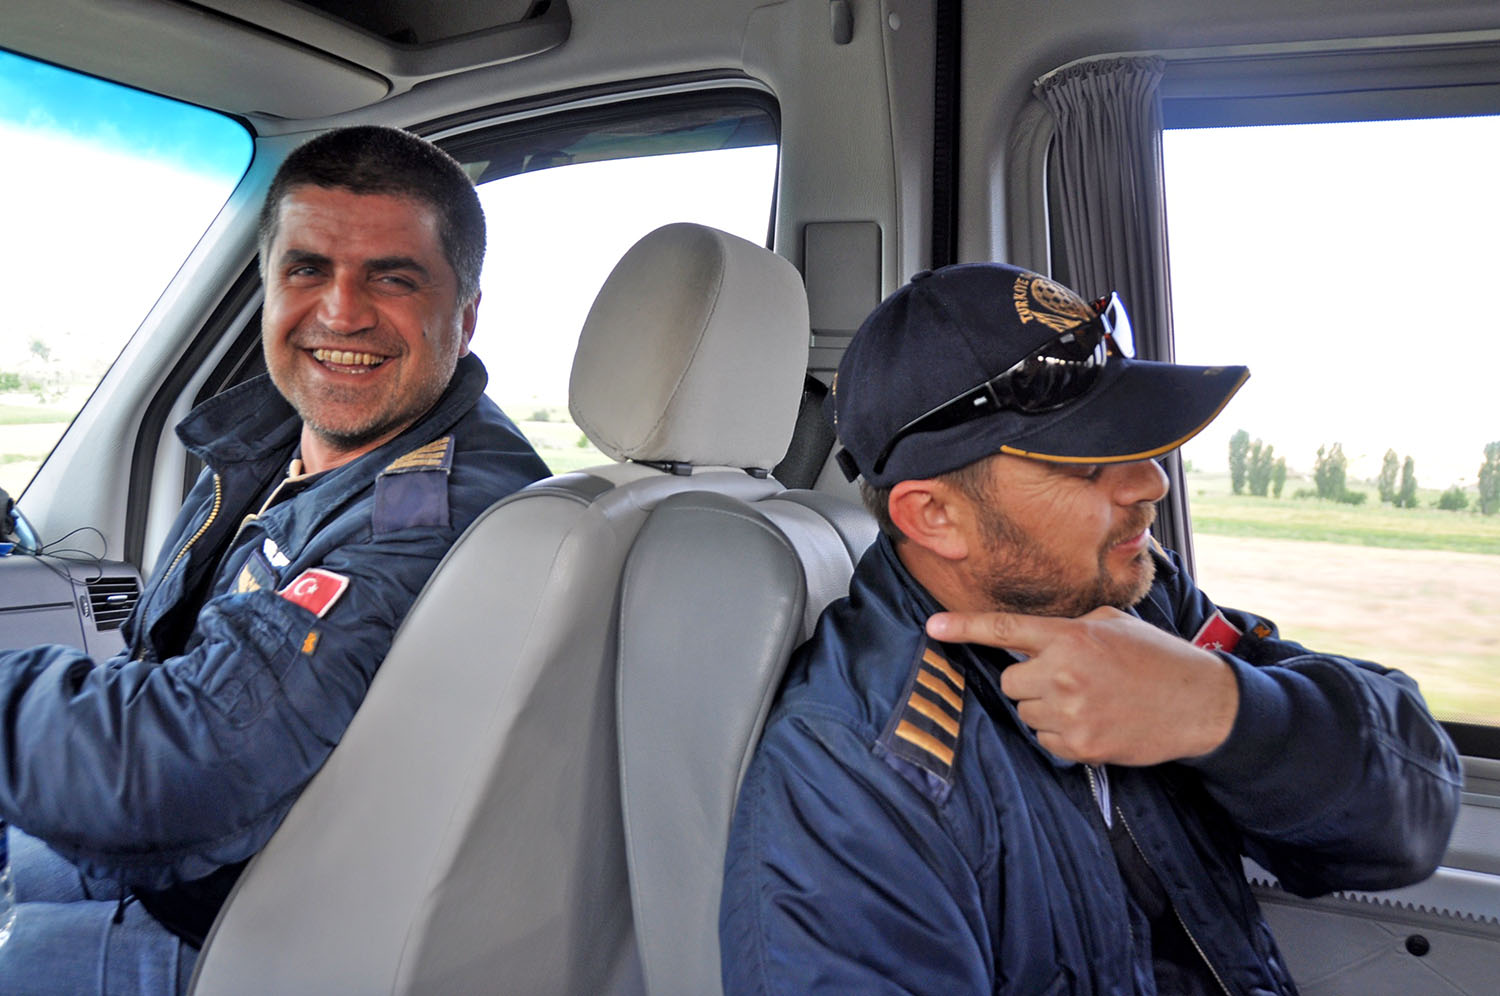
[10,0,1500,137]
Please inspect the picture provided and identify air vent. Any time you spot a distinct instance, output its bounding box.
[87,576,141,631]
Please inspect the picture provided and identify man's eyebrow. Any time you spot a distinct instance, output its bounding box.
[278,248,331,268]
[365,256,431,280]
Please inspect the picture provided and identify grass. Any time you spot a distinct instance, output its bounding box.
[518,418,610,476]
[1185,471,1500,555]
[0,405,72,426]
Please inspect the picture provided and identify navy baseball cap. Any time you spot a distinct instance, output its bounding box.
[832,262,1249,487]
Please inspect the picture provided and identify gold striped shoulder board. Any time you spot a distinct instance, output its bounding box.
[875,642,965,803]
[373,436,455,535]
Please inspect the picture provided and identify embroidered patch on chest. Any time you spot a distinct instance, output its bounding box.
[1191,610,1243,653]
[279,568,350,618]
[234,549,277,594]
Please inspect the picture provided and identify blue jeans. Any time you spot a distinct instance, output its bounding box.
[0,828,197,995]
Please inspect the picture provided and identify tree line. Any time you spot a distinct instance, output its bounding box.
[1227,431,1500,515]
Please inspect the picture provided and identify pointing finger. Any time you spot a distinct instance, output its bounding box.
[925,610,1065,656]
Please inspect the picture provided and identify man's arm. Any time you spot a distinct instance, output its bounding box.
[926,574,1463,897]
[721,714,992,995]
[0,527,448,889]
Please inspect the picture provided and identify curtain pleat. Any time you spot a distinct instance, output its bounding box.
[1035,57,1197,569]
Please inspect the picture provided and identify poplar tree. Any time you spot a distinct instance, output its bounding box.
[1228,430,1251,495]
[1396,456,1419,509]
[1378,449,1399,504]
[1479,441,1500,516]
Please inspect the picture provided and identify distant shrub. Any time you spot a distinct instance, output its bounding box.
[1335,490,1367,506]
[1436,486,1469,511]
[1292,488,1319,500]
[576,434,591,449]
[529,408,552,422]
[0,372,20,391]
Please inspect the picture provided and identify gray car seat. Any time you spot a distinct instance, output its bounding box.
[617,486,875,996]
[188,221,814,995]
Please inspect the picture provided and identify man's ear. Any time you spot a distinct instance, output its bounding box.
[888,478,973,561]
[458,291,480,357]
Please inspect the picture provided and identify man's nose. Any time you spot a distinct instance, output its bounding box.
[316,273,376,334]
[1110,459,1169,505]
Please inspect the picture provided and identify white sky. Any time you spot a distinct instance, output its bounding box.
[471,147,778,412]
[0,123,238,378]
[1165,117,1500,488]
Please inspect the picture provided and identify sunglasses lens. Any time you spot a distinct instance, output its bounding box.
[1005,333,1106,411]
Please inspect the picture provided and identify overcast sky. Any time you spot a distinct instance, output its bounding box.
[1165,117,1500,488]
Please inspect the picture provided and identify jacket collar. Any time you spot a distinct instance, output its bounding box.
[176,352,489,470]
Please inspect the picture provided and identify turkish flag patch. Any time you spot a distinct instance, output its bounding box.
[1191,610,1243,653]
[278,568,350,619]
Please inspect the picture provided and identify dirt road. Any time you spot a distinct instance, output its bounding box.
[1193,534,1500,723]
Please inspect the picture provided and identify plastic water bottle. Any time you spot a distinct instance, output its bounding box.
[0,819,14,946]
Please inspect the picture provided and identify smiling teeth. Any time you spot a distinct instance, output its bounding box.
[313,349,385,367]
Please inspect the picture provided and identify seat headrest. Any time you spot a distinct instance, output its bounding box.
[569,223,810,472]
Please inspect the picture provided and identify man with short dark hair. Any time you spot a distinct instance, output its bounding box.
[720,262,1461,994]
[0,125,549,994]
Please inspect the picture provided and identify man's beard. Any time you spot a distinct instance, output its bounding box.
[974,503,1158,618]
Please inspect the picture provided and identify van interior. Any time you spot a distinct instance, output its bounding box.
[3,0,1499,992]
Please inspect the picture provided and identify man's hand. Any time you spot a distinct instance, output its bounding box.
[926,607,1239,766]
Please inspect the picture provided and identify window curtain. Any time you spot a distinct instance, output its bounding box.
[1034,56,1197,570]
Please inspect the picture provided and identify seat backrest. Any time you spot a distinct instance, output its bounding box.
[617,486,877,996]
[190,222,811,996]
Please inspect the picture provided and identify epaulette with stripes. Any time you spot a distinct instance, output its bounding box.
[373,435,455,535]
[875,642,966,804]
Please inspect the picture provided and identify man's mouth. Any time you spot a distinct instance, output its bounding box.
[311,348,388,370]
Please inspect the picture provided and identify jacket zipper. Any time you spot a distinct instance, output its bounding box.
[1083,764,1110,825]
[134,472,223,660]
[1115,806,1235,996]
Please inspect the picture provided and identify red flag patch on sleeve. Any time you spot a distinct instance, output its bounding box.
[1191,610,1243,653]
[278,568,350,619]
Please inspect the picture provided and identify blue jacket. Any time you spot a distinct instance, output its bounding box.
[720,534,1462,995]
[0,354,548,943]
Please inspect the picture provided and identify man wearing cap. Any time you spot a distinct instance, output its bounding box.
[719,263,1461,994]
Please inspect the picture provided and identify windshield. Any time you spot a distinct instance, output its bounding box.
[0,48,252,498]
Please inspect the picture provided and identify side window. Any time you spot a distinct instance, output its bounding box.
[449,97,778,473]
[0,49,251,498]
[1162,115,1500,740]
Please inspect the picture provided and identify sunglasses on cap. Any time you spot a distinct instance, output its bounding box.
[864,292,1133,478]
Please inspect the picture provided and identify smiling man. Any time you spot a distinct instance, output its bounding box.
[0,126,548,994]
[719,262,1462,995]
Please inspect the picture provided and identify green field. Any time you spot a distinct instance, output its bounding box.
[1185,471,1500,555]
[0,405,73,425]
[517,417,609,475]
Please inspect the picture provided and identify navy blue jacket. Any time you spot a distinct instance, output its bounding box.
[721,534,1462,995]
[0,354,548,943]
